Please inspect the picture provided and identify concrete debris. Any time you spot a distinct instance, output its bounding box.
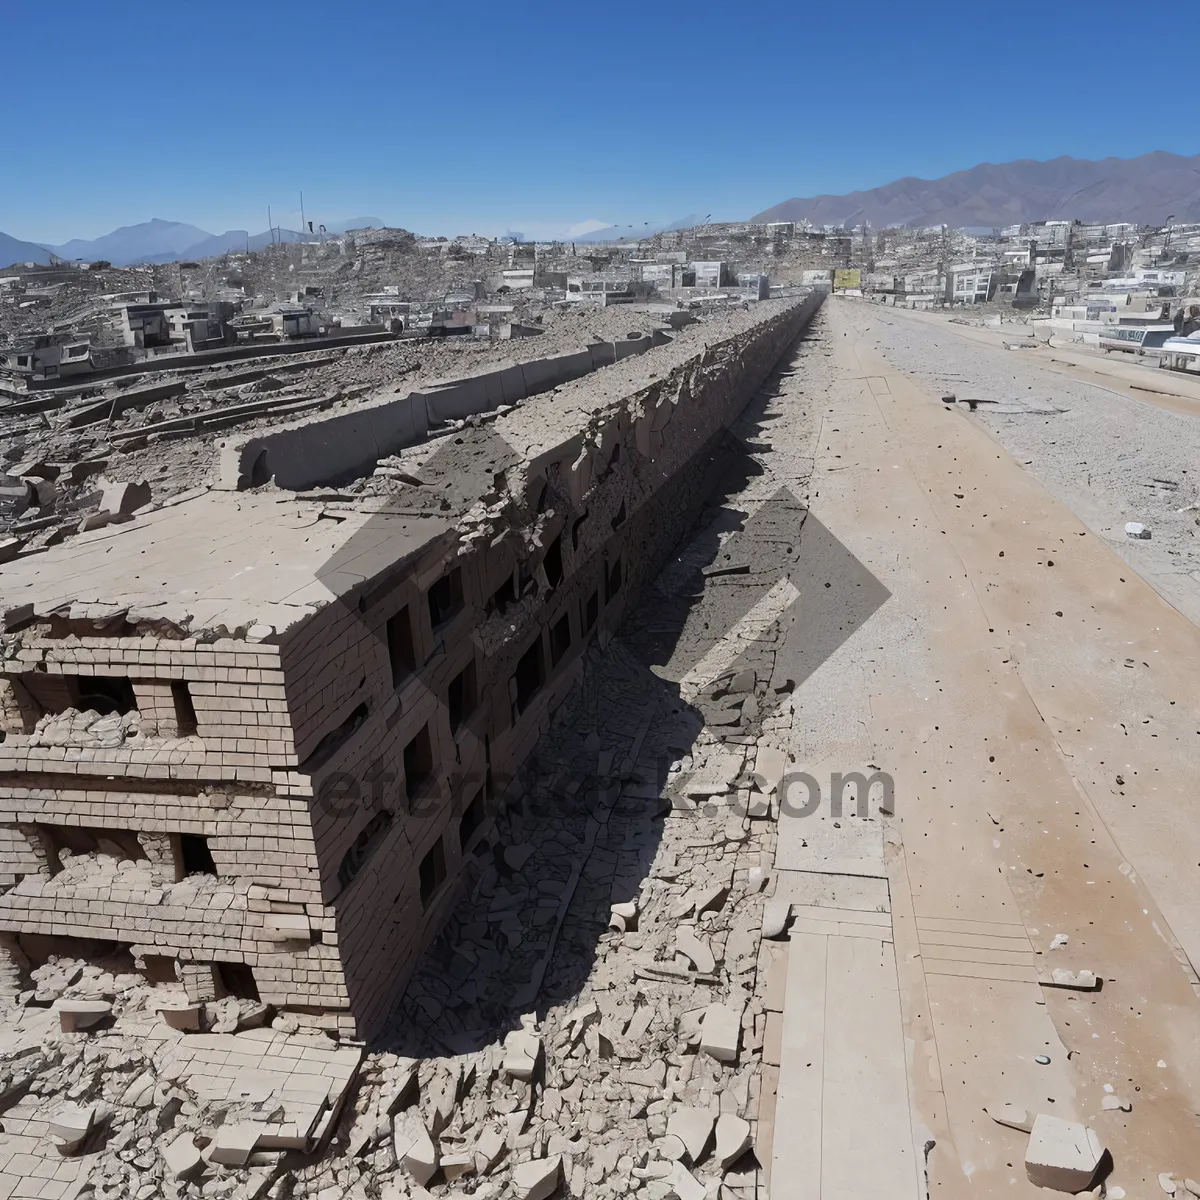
[1100,1095,1132,1112]
[47,1102,96,1154]
[512,1154,562,1200]
[56,998,112,1031]
[676,927,717,974]
[1044,968,1100,990]
[163,1131,205,1180]
[667,1106,715,1164]
[1024,1115,1108,1192]
[609,899,638,931]
[716,1112,752,1168]
[699,1002,743,1063]
[208,1123,263,1167]
[668,1160,708,1200]
[1125,522,1152,539]
[503,1019,541,1080]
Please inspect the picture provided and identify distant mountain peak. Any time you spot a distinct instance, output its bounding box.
[752,150,1200,228]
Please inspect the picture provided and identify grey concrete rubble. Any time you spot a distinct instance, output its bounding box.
[0,292,822,1197]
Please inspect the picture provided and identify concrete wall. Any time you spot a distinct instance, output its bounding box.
[217,337,660,492]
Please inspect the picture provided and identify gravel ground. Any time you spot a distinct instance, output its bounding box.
[850,301,1200,622]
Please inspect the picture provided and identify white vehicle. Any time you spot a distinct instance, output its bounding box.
[1098,324,1177,355]
[1158,336,1200,374]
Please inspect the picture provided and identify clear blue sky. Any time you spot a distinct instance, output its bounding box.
[3,0,1196,244]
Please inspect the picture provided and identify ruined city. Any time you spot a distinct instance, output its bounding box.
[3,7,1200,1198]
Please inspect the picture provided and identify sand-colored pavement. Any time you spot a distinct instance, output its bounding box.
[770,301,1200,1197]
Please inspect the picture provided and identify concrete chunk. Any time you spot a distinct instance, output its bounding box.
[699,1002,742,1063]
[716,1112,752,1168]
[675,928,716,975]
[504,1026,540,1080]
[513,1154,561,1200]
[667,1106,714,1164]
[208,1123,262,1167]
[163,1132,204,1180]
[1024,1114,1107,1192]
[751,745,787,795]
[668,1161,707,1200]
[57,999,111,1032]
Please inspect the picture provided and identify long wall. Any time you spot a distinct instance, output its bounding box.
[0,292,823,1040]
[216,332,665,491]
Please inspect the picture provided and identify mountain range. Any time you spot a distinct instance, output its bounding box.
[752,151,1200,229]
[0,216,385,268]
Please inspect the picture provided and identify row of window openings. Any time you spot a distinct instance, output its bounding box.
[338,785,487,904]
[11,674,198,733]
[512,556,621,717]
[34,824,217,880]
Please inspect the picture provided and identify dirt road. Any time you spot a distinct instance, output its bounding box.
[733,300,1200,1197]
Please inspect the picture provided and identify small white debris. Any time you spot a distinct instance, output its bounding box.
[1125,522,1151,539]
[1100,1095,1131,1112]
[1049,933,1069,950]
[1160,1173,1178,1195]
[1045,968,1100,990]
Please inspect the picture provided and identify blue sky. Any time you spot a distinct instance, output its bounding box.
[3,0,1196,244]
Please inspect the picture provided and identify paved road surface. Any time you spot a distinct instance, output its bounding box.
[743,300,1200,1198]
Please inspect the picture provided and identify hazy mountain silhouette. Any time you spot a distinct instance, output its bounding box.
[753,151,1200,228]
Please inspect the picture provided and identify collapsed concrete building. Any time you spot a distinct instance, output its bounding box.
[0,291,823,1040]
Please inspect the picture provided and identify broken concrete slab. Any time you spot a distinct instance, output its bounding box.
[512,1154,561,1200]
[1025,1114,1107,1192]
[716,1112,752,1168]
[676,927,716,974]
[666,1106,714,1164]
[56,999,112,1032]
[163,1131,205,1180]
[208,1123,263,1167]
[699,1002,742,1063]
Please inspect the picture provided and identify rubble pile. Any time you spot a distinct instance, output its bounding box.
[0,627,786,1199]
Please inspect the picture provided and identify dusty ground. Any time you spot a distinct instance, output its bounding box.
[750,298,1200,1197]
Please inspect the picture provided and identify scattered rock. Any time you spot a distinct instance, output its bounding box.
[666,1107,714,1164]
[715,1112,752,1168]
[1025,1115,1107,1193]
[1045,968,1099,990]
[163,1131,204,1180]
[512,1154,561,1200]
[56,999,111,1032]
[699,1002,742,1063]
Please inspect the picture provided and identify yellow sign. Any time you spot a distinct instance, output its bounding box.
[833,268,861,290]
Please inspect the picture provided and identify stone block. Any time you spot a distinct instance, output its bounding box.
[1024,1114,1107,1192]
[699,1003,742,1063]
[513,1154,561,1200]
